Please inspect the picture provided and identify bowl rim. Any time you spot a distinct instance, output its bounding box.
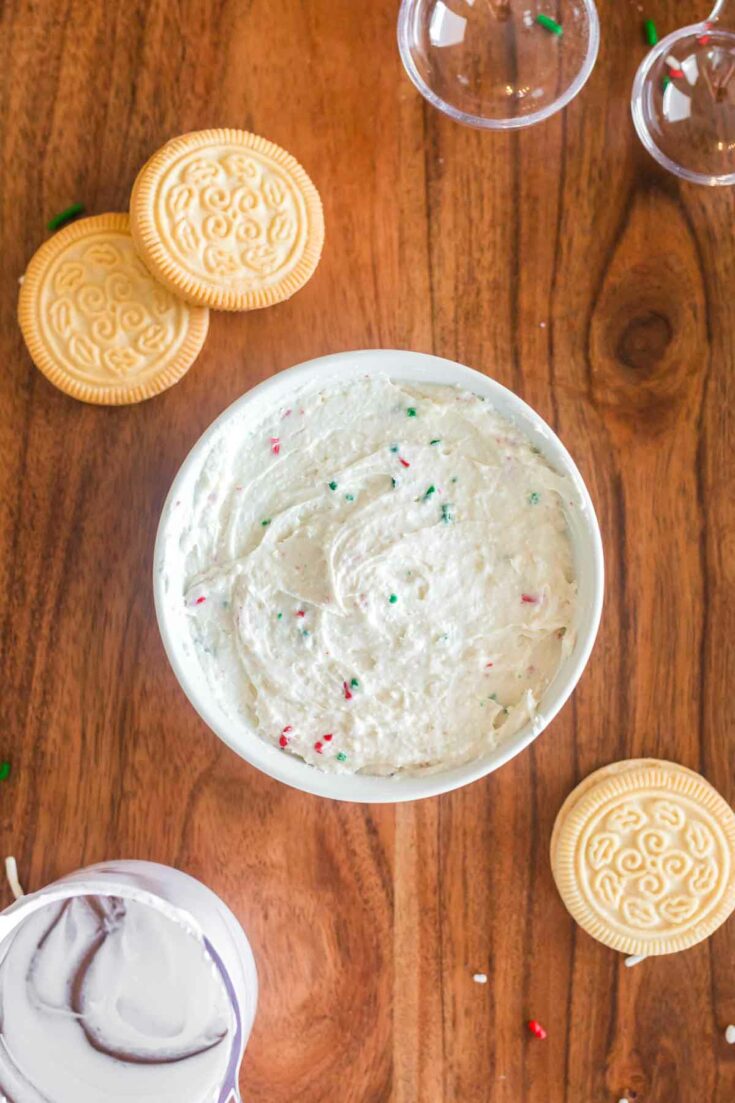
[154,349,604,803]
[396,0,601,132]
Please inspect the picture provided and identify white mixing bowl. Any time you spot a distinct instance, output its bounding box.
[154,350,604,803]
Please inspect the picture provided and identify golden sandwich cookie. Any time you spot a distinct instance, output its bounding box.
[551,759,735,956]
[130,128,325,311]
[18,213,209,405]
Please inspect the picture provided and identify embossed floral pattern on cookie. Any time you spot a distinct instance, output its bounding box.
[583,797,725,928]
[18,214,209,405]
[552,761,735,956]
[130,129,324,311]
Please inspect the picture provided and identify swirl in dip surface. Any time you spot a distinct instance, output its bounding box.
[178,376,577,775]
[0,896,234,1103]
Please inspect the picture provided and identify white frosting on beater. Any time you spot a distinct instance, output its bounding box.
[177,376,577,775]
[0,896,234,1103]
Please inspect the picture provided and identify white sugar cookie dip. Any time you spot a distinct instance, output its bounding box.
[175,375,578,776]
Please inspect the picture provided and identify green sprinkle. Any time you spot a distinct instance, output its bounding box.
[489,693,498,702]
[261,518,271,526]
[389,444,399,453]
[0,762,10,782]
[528,491,541,505]
[350,678,360,688]
[406,407,417,418]
[336,752,348,762]
[430,438,442,445]
[389,593,398,604]
[441,503,453,524]
[345,493,355,502]
[535,13,563,36]
[302,629,310,637]
[277,612,283,620]
[391,477,397,488]
[329,481,338,491]
[47,202,85,232]
[422,485,436,501]
[663,74,671,91]
[644,18,658,46]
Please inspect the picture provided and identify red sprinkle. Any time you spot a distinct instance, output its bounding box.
[282,725,293,734]
[667,64,685,78]
[485,662,494,669]
[270,437,281,455]
[343,681,353,700]
[521,594,538,605]
[296,610,306,618]
[527,1020,547,1040]
[323,733,333,742]
[194,596,206,605]
[279,734,289,748]
[314,741,323,753]
[398,457,410,468]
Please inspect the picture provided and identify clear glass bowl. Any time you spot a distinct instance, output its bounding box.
[632,22,735,185]
[397,0,600,130]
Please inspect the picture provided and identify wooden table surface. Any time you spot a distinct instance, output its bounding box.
[2,1,735,1099]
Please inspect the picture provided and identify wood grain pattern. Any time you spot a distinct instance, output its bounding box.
[1,1,734,1099]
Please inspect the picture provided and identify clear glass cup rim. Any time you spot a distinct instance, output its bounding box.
[631,20,735,186]
[397,0,601,131]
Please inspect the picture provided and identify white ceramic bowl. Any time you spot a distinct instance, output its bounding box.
[154,350,604,803]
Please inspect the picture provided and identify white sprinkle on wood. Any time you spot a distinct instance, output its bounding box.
[5,856,24,900]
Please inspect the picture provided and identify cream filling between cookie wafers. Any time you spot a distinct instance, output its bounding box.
[177,375,578,775]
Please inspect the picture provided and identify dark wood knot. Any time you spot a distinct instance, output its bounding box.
[615,311,674,377]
